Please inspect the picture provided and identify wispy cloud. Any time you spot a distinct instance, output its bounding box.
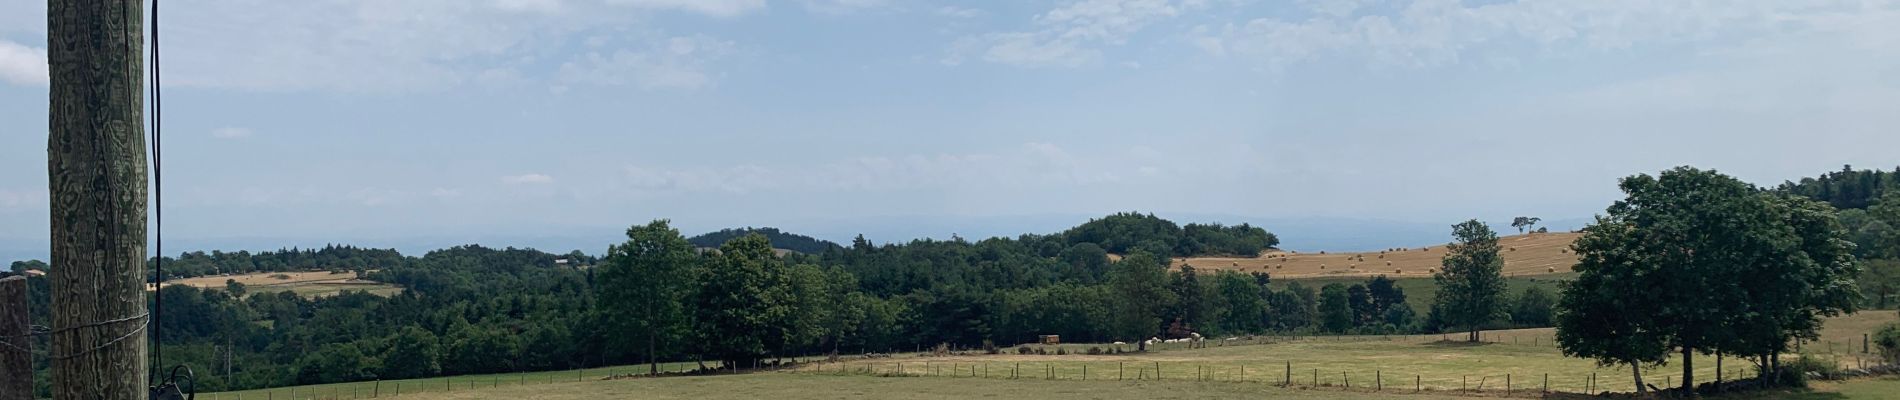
[609,0,765,17]
[945,0,1190,68]
[1191,0,1897,72]
[0,39,47,86]
[501,173,555,184]
[557,35,736,89]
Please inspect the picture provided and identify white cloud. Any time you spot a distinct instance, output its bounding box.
[0,1,758,93]
[558,35,735,89]
[501,173,555,184]
[210,127,253,139]
[0,39,48,86]
[947,0,1189,68]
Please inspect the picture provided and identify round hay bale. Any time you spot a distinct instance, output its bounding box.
[1395,269,1402,274]
[1319,264,1326,269]
[1548,267,1557,273]
[1386,261,1392,266]
[1427,268,1436,273]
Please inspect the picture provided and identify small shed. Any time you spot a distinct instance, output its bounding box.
[1038,335,1060,345]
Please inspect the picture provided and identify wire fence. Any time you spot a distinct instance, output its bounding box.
[798,357,1899,396]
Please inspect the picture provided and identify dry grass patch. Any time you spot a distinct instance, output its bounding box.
[1175,232,1581,279]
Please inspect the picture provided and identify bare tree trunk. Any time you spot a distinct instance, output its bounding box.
[47,0,150,397]
[1631,361,1646,395]
[2,276,30,400]
[1680,346,1694,394]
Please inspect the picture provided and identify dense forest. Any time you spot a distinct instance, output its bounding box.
[6,166,1898,396]
[1778,165,1900,210]
[686,227,840,254]
[6,213,1485,396]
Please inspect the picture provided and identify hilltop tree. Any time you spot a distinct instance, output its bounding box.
[1511,217,1542,234]
[597,220,700,374]
[1434,219,1508,342]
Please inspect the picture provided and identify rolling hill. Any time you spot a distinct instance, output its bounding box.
[1174,232,1581,279]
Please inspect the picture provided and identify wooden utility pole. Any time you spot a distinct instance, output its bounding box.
[47,0,151,397]
[2,275,29,400]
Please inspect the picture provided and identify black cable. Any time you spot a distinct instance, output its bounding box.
[147,0,164,383]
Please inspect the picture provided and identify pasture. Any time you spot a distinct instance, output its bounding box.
[198,312,1899,400]
[148,270,403,299]
[1177,232,1581,279]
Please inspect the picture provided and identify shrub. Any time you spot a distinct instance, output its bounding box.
[1876,322,1900,363]
[983,339,999,355]
[1055,347,1067,355]
[1015,346,1032,355]
[1087,347,1104,355]
[1786,350,1843,385]
[1035,348,1048,355]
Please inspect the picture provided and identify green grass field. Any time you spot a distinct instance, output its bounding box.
[197,360,731,400]
[1272,274,1573,316]
[211,371,1900,400]
[197,312,1900,400]
[248,282,405,299]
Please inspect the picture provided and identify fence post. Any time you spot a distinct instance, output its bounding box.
[1506,374,1511,395]
[1157,362,1162,380]
[1284,362,1291,387]
[1,276,29,400]
[1542,373,1548,393]
[1376,370,1381,391]
[373,380,380,398]
[1119,362,1124,380]
[1415,375,1420,392]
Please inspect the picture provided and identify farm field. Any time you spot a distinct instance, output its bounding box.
[199,313,1896,400]
[197,360,731,400]
[800,313,1897,396]
[1178,232,1581,279]
[147,270,403,299]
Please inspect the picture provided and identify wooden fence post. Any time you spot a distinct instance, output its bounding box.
[1,276,29,400]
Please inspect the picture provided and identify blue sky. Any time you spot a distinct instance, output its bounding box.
[3,0,1899,259]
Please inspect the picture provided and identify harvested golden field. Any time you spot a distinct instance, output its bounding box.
[1174,232,1581,279]
[148,270,400,298]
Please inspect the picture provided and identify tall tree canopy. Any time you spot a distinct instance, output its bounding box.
[1433,219,1508,342]
[597,220,699,374]
[1558,167,1863,394]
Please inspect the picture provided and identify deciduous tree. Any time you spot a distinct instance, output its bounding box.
[1434,219,1508,342]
